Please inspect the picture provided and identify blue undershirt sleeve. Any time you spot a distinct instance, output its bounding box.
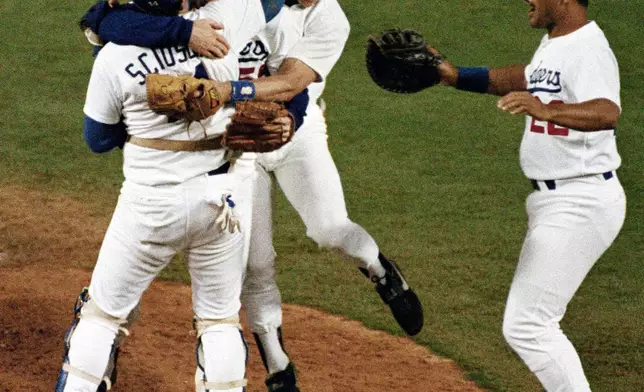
[83,116,128,153]
[285,88,309,131]
[98,9,192,48]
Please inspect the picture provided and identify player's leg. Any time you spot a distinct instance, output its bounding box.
[271,131,382,275]
[55,184,182,392]
[185,206,248,392]
[240,163,298,391]
[502,181,626,392]
[271,128,422,336]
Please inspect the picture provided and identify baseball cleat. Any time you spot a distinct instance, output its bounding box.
[370,254,424,336]
[265,362,300,392]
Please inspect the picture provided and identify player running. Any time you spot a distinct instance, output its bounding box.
[427,0,625,390]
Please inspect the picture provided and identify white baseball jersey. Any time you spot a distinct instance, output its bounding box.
[236,7,300,81]
[286,0,350,121]
[520,21,621,180]
[234,0,350,124]
[84,0,269,186]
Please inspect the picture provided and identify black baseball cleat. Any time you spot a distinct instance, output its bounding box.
[361,253,424,336]
[265,362,300,392]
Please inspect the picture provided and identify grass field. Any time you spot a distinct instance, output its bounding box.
[1,1,642,391]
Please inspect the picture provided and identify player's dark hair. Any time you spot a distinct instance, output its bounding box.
[190,0,210,9]
[577,0,589,7]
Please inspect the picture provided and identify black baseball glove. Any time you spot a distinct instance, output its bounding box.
[366,28,444,94]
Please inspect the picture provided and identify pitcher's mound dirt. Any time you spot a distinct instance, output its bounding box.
[0,186,484,392]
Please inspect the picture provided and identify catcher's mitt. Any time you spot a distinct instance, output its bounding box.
[146,74,224,122]
[223,101,294,153]
[366,28,444,93]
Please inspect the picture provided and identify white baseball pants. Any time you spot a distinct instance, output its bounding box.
[242,111,380,335]
[503,174,626,392]
[61,173,247,392]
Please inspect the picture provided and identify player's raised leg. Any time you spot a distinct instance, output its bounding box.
[503,181,626,392]
[269,128,423,336]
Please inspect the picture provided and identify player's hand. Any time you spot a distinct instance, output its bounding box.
[273,115,294,141]
[108,0,120,7]
[427,46,458,87]
[190,19,230,59]
[497,92,549,120]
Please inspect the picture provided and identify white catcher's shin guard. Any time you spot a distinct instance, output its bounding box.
[195,317,248,392]
[56,317,119,391]
[56,290,129,392]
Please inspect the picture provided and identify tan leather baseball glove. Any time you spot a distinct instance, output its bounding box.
[146,73,224,122]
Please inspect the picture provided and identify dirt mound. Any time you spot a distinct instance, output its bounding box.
[0,186,483,391]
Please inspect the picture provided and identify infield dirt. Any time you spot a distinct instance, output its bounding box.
[0,186,484,392]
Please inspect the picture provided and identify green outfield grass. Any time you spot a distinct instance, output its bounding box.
[1,1,642,391]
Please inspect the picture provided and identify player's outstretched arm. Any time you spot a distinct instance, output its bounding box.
[205,58,317,104]
[248,58,318,102]
[431,50,527,96]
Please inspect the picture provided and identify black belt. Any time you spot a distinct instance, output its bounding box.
[207,161,231,176]
[531,171,613,191]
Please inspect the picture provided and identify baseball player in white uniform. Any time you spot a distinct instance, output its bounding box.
[77,1,423,391]
[231,1,424,390]
[430,0,625,390]
[55,1,289,391]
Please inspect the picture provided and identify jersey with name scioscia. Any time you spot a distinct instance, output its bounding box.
[84,43,237,186]
[520,21,621,180]
[84,0,270,186]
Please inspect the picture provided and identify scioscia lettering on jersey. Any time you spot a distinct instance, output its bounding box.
[125,46,198,85]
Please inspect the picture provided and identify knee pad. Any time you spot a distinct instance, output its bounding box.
[56,288,134,392]
[194,316,248,391]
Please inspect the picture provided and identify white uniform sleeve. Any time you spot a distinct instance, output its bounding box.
[83,52,122,124]
[570,46,621,109]
[201,54,241,82]
[285,0,350,81]
[264,7,301,74]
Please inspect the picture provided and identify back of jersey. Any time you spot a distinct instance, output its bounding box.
[83,0,272,186]
[84,43,237,186]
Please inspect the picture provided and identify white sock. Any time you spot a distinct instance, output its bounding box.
[367,260,387,281]
[257,330,290,374]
